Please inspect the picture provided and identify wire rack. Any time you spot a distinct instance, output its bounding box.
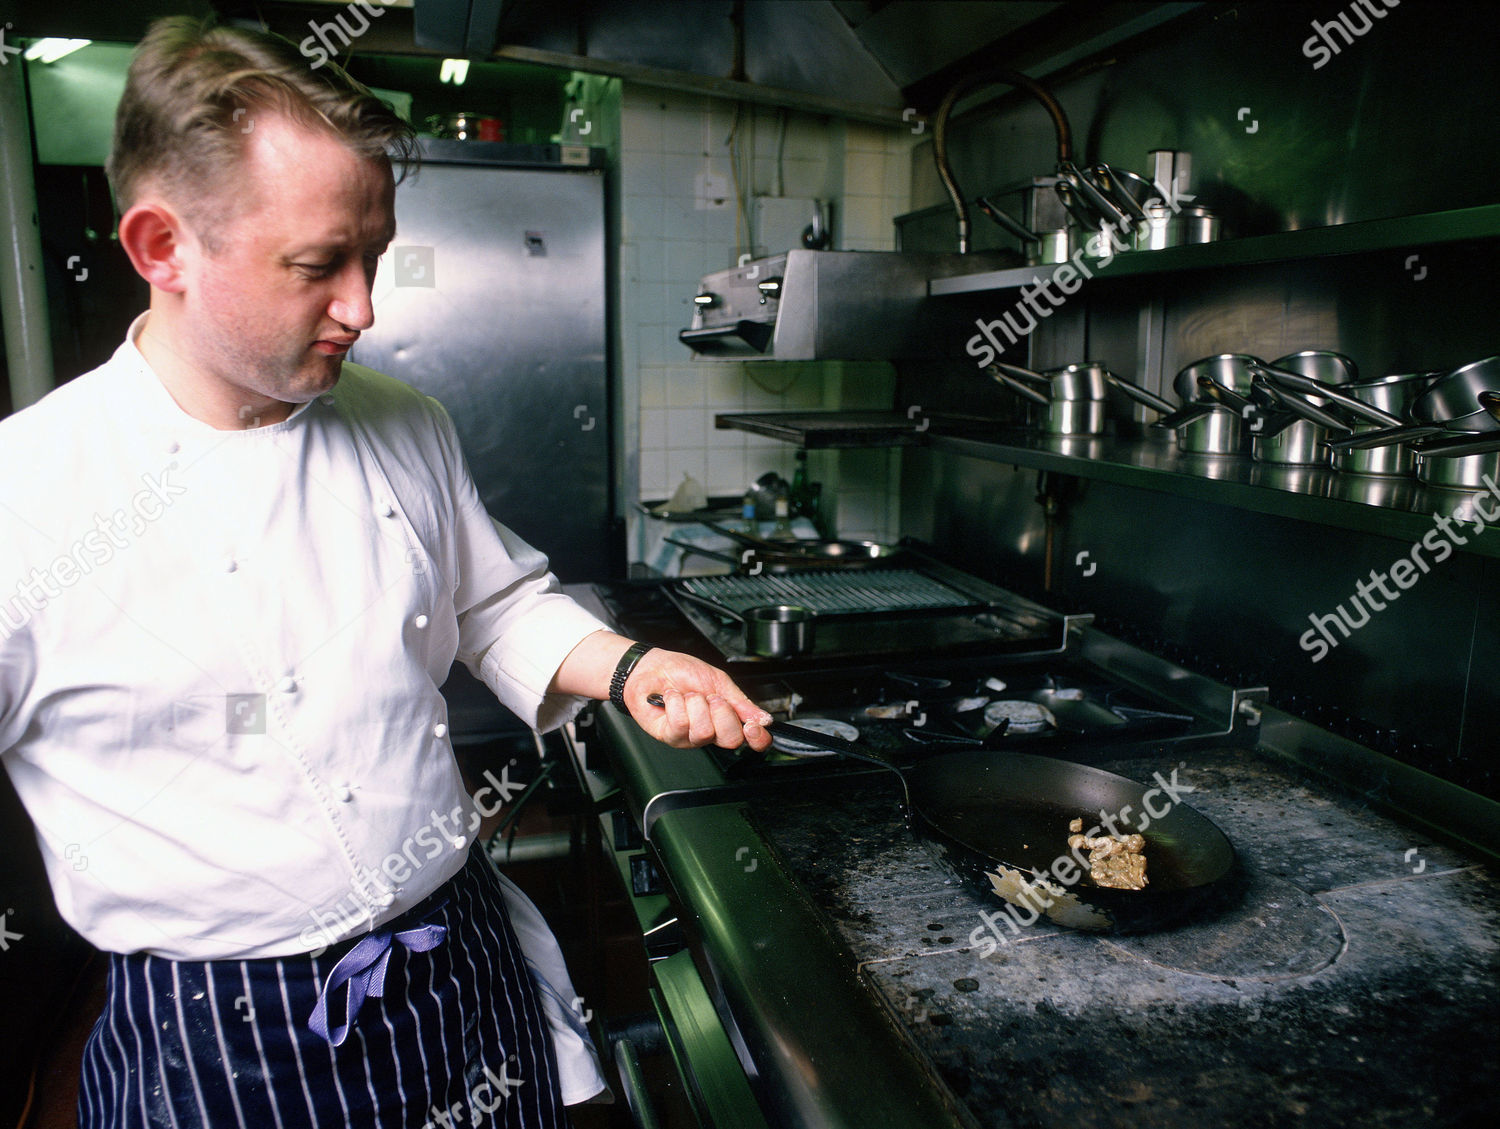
[677,568,984,618]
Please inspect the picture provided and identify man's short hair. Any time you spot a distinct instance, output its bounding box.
[106,16,417,246]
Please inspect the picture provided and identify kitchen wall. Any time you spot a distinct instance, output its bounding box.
[614,84,914,549]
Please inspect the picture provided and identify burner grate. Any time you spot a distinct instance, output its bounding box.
[678,568,983,618]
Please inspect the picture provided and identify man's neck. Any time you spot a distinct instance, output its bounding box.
[134,307,293,430]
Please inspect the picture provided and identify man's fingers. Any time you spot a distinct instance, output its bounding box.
[706,694,748,749]
[683,693,716,745]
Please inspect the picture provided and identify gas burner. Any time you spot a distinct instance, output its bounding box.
[771,717,861,757]
[984,699,1055,734]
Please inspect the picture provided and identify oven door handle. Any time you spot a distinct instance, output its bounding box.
[612,1037,666,1129]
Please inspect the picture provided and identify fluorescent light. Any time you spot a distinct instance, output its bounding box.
[23,38,91,64]
[438,58,470,86]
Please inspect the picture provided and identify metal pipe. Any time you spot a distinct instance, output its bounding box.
[931,68,1073,253]
[0,53,55,411]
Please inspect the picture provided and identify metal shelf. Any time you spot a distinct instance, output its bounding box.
[713,409,1000,448]
[929,203,1500,295]
[928,431,1500,559]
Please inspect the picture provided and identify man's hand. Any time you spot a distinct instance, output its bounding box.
[550,631,773,751]
[620,647,773,751]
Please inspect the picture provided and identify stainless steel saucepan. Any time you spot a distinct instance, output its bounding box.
[987,361,1112,436]
[673,590,816,657]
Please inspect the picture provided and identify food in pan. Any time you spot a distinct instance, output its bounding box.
[1068,818,1148,890]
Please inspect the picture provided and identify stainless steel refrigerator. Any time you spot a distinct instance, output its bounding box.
[352,140,617,738]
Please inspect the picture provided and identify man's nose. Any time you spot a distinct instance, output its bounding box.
[328,261,376,331]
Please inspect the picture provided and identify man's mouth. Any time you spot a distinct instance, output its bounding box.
[313,336,358,355]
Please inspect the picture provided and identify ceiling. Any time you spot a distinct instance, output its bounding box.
[10,0,1200,125]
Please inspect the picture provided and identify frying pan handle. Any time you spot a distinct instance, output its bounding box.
[662,537,742,572]
[1412,432,1500,458]
[991,360,1050,387]
[1151,401,1219,430]
[671,587,746,622]
[1052,179,1102,232]
[976,196,1039,244]
[987,365,1051,406]
[1196,375,1253,414]
[1105,372,1177,415]
[1089,163,1150,223]
[1325,423,1445,451]
[1255,365,1404,428]
[1058,161,1132,231]
[1250,376,1352,432]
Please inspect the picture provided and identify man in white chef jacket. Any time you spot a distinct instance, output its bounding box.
[0,16,772,1129]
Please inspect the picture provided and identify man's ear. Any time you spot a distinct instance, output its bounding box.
[117,201,193,293]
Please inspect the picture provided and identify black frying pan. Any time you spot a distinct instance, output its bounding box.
[764,719,1236,933]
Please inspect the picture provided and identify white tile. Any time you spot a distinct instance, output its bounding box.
[665,241,710,287]
[843,123,877,154]
[662,104,708,155]
[663,152,707,194]
[635,236,666,283]
[783,117,831,162]
[621,102,664,153]
[703,364,746,410]
[640,407,669,449]
[639,365,667,408]
[636,283,675,328]
[665,407,710,449]
[666,449,709,487]
[882,159,909,205]
[638,324,673,367]
[706,446,749,494]
[625,195,665,241]
[780,158,830,200]
[666,370,706,408]
[638,448,668,497]
[842,195,889,241]
[844,151,883,191]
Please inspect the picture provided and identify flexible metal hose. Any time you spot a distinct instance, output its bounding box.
[931,69,1073,253]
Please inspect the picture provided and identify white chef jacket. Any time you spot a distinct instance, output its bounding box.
[0,318,611,962]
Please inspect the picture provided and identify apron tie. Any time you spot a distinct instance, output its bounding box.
[308,906,447,1046]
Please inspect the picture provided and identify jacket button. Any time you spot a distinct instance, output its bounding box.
[433,723,448,739]
[277,676,297,693]
[414,614,430,629]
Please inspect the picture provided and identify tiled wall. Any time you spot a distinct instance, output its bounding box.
[615,85,913,554]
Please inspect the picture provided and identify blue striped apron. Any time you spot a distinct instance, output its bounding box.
[77,845,567,1128]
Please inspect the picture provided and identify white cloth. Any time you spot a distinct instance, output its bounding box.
[494,868,613,1105]
[0,319,610,962]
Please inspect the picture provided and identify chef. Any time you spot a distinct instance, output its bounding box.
[0,15,771,1129]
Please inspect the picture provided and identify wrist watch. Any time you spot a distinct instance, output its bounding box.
[609,641,653,711]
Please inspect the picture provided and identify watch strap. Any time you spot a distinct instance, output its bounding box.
[609,641,653,711]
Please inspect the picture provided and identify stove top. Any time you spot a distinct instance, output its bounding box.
[743,747,1500,1127]
[703,655,1207,779]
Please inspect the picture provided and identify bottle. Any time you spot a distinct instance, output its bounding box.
[789,449,821,523]
[768,491,797,541]
[741,488,758,533]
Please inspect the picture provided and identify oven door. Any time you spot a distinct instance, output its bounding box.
[609,951,770,1129]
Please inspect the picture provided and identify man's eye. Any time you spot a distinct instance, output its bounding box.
[296,261,336,277]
